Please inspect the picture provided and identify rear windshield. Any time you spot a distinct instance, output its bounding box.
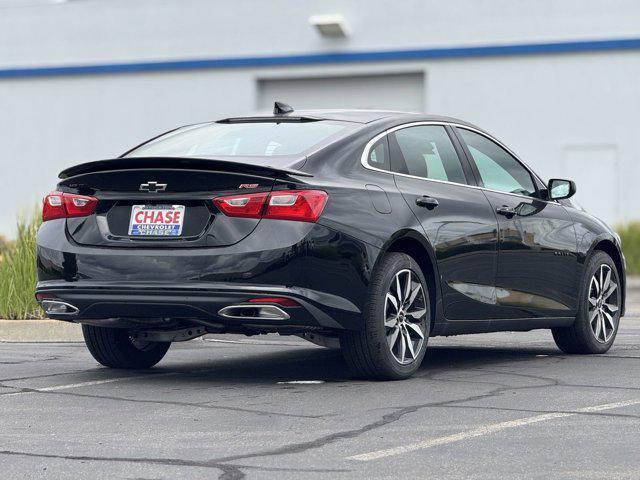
[125,121,351,158]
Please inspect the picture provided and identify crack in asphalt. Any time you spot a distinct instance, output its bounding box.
[0,369,91,383]
[2,377,639,478]
[0,382,519,477]
[38,389,331,419]
[202,376,576,466]
[0,450,247,480]
[2,335,639,477]
[423,369,640,395]
[441,403,640,419]
[0,450,350,480]
[591,355,640,359]
[0,381,330,419]
[0,355,60,365]
[6,373,600,471]
[0,382,31,395]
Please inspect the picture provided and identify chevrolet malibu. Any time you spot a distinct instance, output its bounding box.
[35,104,626,380]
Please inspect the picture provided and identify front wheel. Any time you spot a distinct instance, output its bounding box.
[341,252,430,380]
[552,251,622,354]
[82,325,171,369]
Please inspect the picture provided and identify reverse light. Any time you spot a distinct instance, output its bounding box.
[42,192,98,222]
[213,190,328,223]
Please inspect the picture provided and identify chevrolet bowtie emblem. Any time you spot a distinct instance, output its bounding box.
[139,181,167,193]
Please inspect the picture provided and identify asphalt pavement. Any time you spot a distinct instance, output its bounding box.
[1,293,640,479]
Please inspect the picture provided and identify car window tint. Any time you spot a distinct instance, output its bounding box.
[391,126,467,184]
[367,138,390,171]
[458,128,536,197]
[125,121,351,158]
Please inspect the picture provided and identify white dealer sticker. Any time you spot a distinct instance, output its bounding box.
[128,205,185,236]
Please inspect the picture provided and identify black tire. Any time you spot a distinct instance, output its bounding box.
[82,325,170,369]
[552,251,622,354]
[341,252,431,380]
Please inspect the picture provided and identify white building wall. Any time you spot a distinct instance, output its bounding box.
[3,0,640,64]
[1,0,640,233]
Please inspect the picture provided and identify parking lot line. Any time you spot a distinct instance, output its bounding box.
[348,398,640,461]
[1,372,176,397]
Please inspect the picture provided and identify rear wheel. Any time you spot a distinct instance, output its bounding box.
[552,251,621,354]
[82,325,170,369]
[341,252,430,380]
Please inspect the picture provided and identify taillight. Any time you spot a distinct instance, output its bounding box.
[213,190,328,223]
[265,190,328,222]
[42,192,98,222]
[213,192,269,218]
[42,192,65,221]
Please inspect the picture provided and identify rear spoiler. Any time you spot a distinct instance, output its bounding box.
[58,156,313,179]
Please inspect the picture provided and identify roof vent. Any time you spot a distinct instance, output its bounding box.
[273,101,294,115]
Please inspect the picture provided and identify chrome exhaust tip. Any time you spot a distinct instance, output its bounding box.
[40,300,79,316]
[218,304,290,320]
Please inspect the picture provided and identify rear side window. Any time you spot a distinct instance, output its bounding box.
[125,121,351,158]
[391,125,467,184]
[367,138,390,171]
[457,128,537,197]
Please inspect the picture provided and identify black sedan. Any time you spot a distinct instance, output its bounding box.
[35,104,626,380]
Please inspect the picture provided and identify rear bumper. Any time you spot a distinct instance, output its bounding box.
[35,281,358,331]
[35,218,378,332]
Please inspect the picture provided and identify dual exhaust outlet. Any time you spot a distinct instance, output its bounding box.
[40,300,79,316]
[38,299,292,321]
[217,304,290,320]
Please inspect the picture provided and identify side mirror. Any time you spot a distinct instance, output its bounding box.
[548,178,576,200]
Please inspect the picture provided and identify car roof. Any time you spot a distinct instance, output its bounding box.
[291,109,419,123]
[219,108,479,128]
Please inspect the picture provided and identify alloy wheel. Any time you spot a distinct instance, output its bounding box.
[588,264,619,343]
[384,269,427,365]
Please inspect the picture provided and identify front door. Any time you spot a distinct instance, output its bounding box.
[455,127,579,319]
[388,124,500,321]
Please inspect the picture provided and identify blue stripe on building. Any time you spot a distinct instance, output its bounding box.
[1,37,639,79]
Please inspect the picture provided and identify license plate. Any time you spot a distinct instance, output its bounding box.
[128,205,185,236]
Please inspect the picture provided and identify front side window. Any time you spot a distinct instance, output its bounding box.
[125,121,351,158]
[391,125,467,184]
[457,128,537,197]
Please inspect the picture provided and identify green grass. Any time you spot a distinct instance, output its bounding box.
[0,208,43,319]
[617,222,640,276]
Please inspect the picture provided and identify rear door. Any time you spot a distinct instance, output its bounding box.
[454,127,579,318]
[387,124,500,321]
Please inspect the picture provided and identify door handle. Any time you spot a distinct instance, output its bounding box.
[416,196,439,209]
[496,205,516,217]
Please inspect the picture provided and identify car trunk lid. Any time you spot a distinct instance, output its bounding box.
[58,156,308,248]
